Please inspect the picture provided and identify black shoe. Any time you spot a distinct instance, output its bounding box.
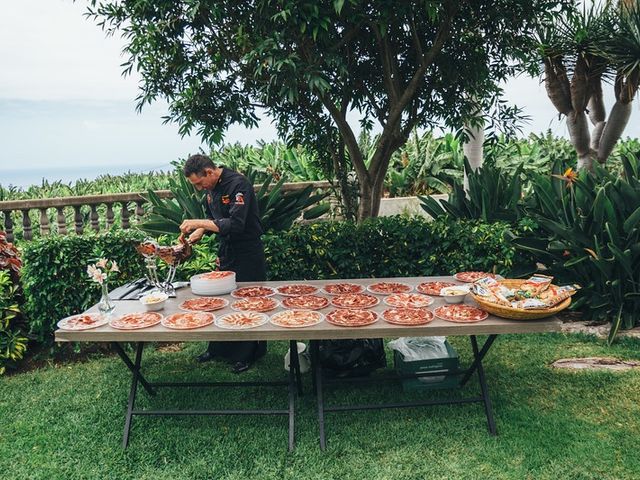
[231,361,251,374]
[196,351,216,363]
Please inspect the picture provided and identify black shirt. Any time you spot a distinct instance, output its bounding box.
[205,168,263,244]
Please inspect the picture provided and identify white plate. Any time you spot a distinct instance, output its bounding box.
[270,310,325,328]
[366,282,413,295]
[57,313,109,331]
[215,312,269,330]
[230,297,280,312]
[179,297,229,312]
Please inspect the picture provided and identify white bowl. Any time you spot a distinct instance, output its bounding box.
[139,292,169,311]
[440,286,470,304]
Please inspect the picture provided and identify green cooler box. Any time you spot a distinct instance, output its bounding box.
[393,340,460,392]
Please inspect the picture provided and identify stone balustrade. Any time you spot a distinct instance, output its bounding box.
[0,181,332,242]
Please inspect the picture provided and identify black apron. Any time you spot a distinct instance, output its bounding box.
[206,239,267,362]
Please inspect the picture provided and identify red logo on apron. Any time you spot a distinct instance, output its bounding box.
[222,195,230,204]
[235,193,245,205]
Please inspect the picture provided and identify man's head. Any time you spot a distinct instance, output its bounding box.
[183,154,219,191]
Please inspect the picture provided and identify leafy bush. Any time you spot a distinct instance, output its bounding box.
[0,270,26,375]
[514,154,640,343]
[419,159,525,224]
[265,216,527,281]
[21,230,146,345]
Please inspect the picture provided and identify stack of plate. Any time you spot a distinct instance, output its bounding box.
[190,271,237,296]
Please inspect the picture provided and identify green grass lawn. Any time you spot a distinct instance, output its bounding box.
[2,333,639,480]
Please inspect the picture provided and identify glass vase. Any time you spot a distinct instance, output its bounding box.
[98,282,115,315]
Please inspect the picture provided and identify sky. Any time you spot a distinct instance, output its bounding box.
[1,0,639,187]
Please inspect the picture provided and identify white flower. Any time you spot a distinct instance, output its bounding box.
[96,258,108,268]
[110,261,120,273]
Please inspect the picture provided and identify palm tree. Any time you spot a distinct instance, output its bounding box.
[537,1,640,170]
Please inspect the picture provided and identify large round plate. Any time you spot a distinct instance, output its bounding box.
[330,293,379,309]
[321,283,365,295]
[383,293,434,308]
[270,310,324,328]
[366,282,413,295]
[179,297,229,312]
[57,313,108,331]
[231,297,280,313]
[231,286,277,298]
[434,305,488,323]
[325,309,378,327]
[382,308,434,326]
[276,284,319,296]
[162,312,214,330]
[216,312,269,330]
[416,281,459,296]
[193,271,235,281]
[282,295,329,310]
[454,271,496,283]
[110,312,163,330]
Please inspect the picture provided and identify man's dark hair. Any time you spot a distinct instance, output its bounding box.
[183,154,216,177]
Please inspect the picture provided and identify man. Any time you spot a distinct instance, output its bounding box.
[180,154,267,373]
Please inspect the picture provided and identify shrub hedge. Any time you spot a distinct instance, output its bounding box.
[17,217,526,350]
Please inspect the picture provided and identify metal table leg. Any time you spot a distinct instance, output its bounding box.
[470,335,497,435]
[458,334,498,387]
[120,342,146,448]
[287,340,301,451]
[112,342,155,396]
[310,340,326,450]
[112,341,298,450]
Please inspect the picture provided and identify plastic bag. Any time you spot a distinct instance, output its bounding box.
[319,338,387,378]
[387,336,448,362]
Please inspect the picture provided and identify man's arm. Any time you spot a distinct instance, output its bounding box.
[179,220,219,244]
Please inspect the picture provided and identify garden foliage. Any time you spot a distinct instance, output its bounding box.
[515,154,640,343]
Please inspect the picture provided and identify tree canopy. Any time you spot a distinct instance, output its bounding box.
[89,0,567,219]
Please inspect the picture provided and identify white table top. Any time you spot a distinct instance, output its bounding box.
[54,276,561,343]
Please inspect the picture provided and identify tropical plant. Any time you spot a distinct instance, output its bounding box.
[0,270,26,375]
[418,159,525,224]
[513,154,640,343]
[385,131,464,196]
[87,0,562,220]
[140,167,330,236]
[532,1,640,170]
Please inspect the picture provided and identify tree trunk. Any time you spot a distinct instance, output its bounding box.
[566,111,593,171]
[463,121,484,191]
[597,101,632,163]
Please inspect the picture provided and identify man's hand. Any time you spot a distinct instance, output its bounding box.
[180,219,205,234]
[188,228,206,244]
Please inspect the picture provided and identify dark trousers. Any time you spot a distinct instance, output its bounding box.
[207,240,267,363]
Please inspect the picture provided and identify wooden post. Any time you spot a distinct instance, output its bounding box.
[22,209,32,241]
[106,203,114,230]
[135,200,145,223]
[121,202,131,229]
[2,211,14,243]
[39,208,50,236]
[90,204,100,233]
[74,206,84,235]
[56,207,67,235]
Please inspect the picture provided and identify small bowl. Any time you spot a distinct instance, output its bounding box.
[139,291,169,311]
[440,286,470,304]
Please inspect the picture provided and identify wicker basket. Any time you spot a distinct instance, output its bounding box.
[471,279,570,320]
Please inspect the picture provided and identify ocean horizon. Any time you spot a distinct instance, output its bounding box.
[0,163,175,189]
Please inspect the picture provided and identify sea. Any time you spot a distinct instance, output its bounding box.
[0,163,174,190]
